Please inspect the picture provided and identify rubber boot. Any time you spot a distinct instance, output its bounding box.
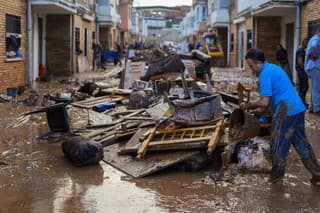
[301,153,320,187]
[270,165,285,184]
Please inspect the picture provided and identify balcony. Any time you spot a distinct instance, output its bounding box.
[210,8,230,27]
[97,2,121,26]
[30,0,77,14]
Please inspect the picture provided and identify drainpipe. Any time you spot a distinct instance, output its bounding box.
[294,0,302,85]
[296,0,301,47]
[227,24,230,66]
[27,0,33,89]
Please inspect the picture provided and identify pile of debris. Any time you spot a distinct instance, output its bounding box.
[19,48,273,179]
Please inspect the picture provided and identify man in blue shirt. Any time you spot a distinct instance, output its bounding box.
[242,49,320,186]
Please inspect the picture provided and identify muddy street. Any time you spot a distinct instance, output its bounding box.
[0,70,319,213]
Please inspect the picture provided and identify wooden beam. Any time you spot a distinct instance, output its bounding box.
[207,120,224,154]
[149,137,211,146]
[136,127,157,159]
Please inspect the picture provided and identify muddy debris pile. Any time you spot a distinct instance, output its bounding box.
[8,49,273,179]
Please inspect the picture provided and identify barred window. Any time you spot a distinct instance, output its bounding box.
[6,14,21,59]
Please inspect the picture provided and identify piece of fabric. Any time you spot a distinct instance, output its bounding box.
[259,62,305,117]
[271,112,320,180]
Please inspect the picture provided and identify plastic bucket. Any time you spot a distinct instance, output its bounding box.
[7,87,18,97]
[229,108,260,141]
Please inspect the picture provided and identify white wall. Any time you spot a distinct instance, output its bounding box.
[32,13,46,80]
[280,14,298,83]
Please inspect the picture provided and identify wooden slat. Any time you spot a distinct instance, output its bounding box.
[207,120,224,154]
[149,136,211,146]
[137,127,157,159]
[154,125,216,135]
[71,95,124,109]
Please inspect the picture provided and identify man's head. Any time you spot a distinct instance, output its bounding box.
[245,49,266,74]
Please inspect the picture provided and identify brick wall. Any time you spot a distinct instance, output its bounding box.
[255,17,281,64]
[301,0,320,39]
[46,15,72,76]
[74,15,96,69]
[0,0,26,93]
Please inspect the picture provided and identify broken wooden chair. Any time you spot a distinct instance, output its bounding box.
[136,120,224,159]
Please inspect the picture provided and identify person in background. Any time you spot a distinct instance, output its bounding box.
[305,27,320,114]
[92,41,102,71]
[115,42,122,66]
[242,48,320,186]
[276,44,292,81]
[188,42,194,52]
[295,38,309,106]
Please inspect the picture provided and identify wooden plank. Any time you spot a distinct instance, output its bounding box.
[149,137,211,146]
[103,142,201,178]
[136,127,157,159]
[71,95,124,109]
[207,120,224,154]
[119,142,208,154]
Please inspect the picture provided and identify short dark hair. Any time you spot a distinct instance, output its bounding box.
[245,48,266,62]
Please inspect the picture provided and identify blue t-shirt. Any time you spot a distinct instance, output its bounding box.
[259,62,306,117]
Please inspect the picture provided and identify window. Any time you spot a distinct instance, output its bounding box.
[6,14,21,59]
[92,31,96,42]
[202,7,206,21]
[230,33,234,52]
[84,28,88,56]
[75,28,81,54]
[308,19,320,39]
[247,30,253,50]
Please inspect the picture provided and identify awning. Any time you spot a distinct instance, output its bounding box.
[233,16,246,24]
[252,3,296,17]
[31,1,77,14]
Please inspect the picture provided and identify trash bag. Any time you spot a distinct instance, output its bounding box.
[128,90,155,109]
[141,54,185,81]
[62,136,104,166]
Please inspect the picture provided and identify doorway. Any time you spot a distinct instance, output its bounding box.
[285,23,294,72]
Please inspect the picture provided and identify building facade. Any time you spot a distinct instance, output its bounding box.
[207,0,230,65]
[0,0,27,92]
[97,0,121,50]
[301,0,320,39]
[180,1,207,46]
[120,0,133,47]
[228,0,304,83]
[29,0,96,80]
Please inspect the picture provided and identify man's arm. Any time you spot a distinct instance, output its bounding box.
[241,96,270,110]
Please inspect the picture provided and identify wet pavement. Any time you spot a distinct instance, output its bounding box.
[1,68,320,212]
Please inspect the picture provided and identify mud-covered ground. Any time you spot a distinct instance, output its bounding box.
[1,68,320,213]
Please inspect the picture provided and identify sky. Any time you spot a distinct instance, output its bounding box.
[134,0,192,7]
